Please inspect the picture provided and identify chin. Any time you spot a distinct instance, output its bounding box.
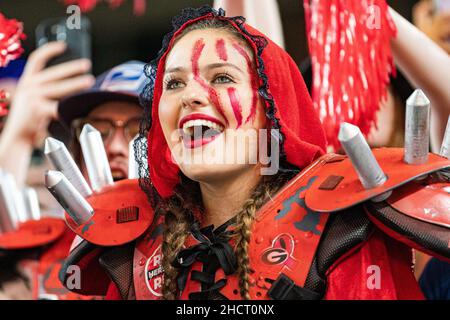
[179,162,253,184]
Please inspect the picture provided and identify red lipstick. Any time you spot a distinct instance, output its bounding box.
[179,114,224,149]
[178,113,224,129]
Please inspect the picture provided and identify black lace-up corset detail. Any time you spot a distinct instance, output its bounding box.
[173,218,237,299]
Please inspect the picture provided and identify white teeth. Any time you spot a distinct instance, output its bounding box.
[182,119,224,136]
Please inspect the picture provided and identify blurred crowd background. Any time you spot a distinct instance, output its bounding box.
[0,0,417,74]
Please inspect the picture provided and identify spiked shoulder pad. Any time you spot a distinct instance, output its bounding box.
[65,179,154,246]
[305,148,450,213]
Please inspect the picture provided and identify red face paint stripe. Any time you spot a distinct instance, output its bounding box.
[215,39,228,61]
[208,87,229,126]
[192,39,205,77]
[227,87,243,128]
[191,40,211,100]
[190,38,229,126]
[246,86,259,124]
[231,43,259,124]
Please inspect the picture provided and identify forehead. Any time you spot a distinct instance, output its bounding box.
[88,101,141,119]
[165,28,254,69]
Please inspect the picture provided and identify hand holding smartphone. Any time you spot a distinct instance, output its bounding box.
[35,16,91,68]
[1,16,95,146]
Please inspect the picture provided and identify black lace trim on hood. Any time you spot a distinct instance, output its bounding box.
[135,5,291,207]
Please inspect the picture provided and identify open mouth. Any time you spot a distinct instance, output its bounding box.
[179,115,225,149]
[111,168,127,181]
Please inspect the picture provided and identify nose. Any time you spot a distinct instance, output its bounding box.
[181,84,209,109]
[105,128,128,159]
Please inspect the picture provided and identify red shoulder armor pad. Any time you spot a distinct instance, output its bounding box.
[65,179,154,246]
[387,177,450,229]
[364,176,450,262]
[0,217,66,250]
[59,235,111,296]
[37,229,102,300]
[305,148,450,212]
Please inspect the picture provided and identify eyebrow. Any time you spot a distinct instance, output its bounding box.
[164,62,244,75]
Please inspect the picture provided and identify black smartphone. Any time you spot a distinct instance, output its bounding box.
[35,16,91,68]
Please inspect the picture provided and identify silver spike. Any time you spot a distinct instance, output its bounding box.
[45,137,92,197]
[79,124,113,191]
[4,172,29,223]
[0,170,17,233]
[404,89,430,164]
[339,122,387,189]
[440,115,450,159]
[22,187,41,221]
[45,170,93,225]
[128,135,139,179]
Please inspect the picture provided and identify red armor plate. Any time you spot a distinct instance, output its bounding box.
[387,180,450,228]
[133,217,165,300]
[0,217,65,250]
[178,156,331,300]
[37,228,103,300]
[65,179,154,246]
[306,148,450,212]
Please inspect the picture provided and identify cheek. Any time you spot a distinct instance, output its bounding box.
[250,97,267,130]
[158,96,180,145]
[224,84,260,128]
[256,99,267,129]
[226,87,243,128]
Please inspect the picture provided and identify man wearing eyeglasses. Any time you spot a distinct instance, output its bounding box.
[57,61,145,181]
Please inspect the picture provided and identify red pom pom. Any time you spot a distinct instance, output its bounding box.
[63,0,99,12]
[0,13,26,68]
[304,0,397,150]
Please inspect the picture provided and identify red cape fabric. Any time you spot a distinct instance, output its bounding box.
[146,13,327,198]
[325,230,423,300]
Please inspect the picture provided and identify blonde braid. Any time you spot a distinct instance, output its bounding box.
[234,178,279,299]
[161,206,192,300]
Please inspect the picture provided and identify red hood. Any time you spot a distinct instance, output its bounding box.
[144,7,327,198]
